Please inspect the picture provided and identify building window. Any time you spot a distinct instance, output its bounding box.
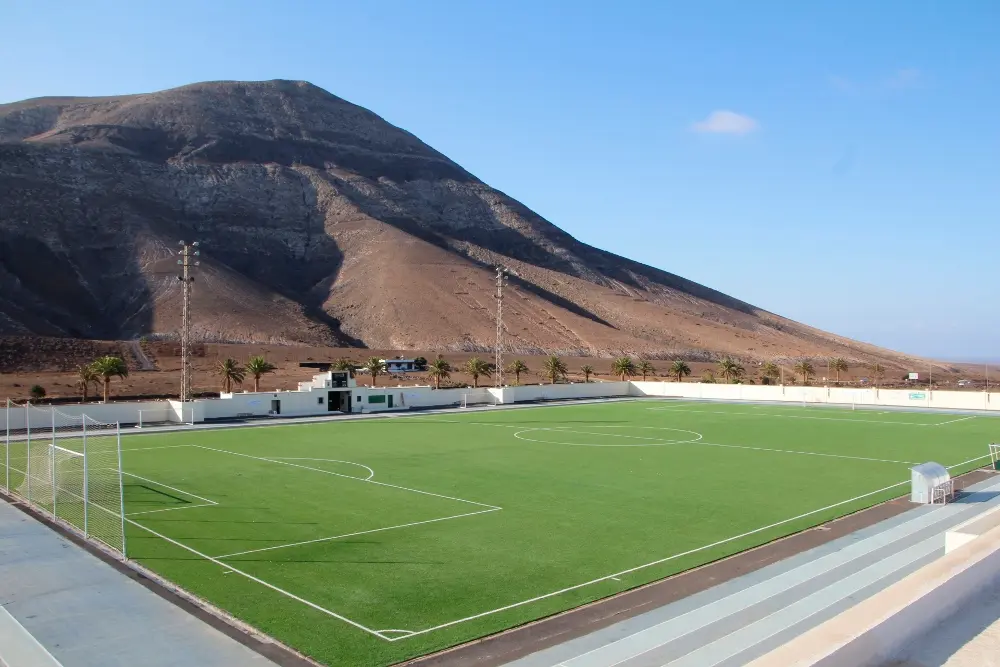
[356,395,361,403]
[317,397,324,404]
[368,395,386,404]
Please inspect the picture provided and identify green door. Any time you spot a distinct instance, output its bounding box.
[388,394,394,408]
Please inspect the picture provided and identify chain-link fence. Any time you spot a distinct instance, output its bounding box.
[2,400,127,557]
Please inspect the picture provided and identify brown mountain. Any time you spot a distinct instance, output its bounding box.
[0,79,918,366]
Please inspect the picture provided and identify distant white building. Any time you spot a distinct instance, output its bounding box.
[385,358,421,373]
[210,370,410,418]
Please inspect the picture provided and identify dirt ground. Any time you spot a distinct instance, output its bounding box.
[0,337,989,403]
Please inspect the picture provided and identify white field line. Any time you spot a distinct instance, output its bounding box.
[265,457,375,481]
[125,517,389,640]
[935,416,975,426]
[191,445,501,510]
[514,428,918,465]
[648,406,939,426]
[122,444,199,453]
[120,471,219,506]
[127,502,217,517]
[383,478,913,641]
[694,441,917,465]
[948,454,993,469]
[215,507,502,559]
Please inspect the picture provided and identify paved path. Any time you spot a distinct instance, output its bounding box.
[503,476,1000,667]
[0,498,278,667]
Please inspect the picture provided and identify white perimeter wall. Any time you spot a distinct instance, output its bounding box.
[630,382,1000,413]
[6,381,998,430]
[3,401,173,430]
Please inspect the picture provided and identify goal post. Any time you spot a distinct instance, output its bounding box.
[1,402,127,557]
[990,443,1000,471]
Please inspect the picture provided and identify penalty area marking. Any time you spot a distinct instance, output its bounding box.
[122,471,220,517]
[265,457,375,481]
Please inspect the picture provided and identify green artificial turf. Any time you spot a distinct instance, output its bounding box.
[112,400,997,666]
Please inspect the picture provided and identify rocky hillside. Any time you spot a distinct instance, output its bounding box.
[0,80,920,365]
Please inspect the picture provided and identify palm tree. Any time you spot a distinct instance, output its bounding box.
[701,371,717,383]
[612,356,637,381]
[364,357,386,387]
[427,356,452,389]
[465,357,491,388]
[637,359,656,381]
[581,364,595,383]
[506,359,529,385]
[217,358,245,393]
[77,363,99,402]
[542,356,567,384]
[332,358,356,373]
[90,356,129,402]
[761,361,781,385]
[794,360,815,385]
[717,357,745,383]
[670,360,692,383]
[831,358,849,383]
[246,355,277,392]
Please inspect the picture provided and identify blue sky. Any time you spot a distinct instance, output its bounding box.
[3,1,998,359]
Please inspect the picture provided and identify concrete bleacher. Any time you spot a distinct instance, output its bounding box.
[504,476,1000,667]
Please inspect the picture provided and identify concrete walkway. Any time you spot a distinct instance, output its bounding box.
[0,498,278,667]
[888,579,1000,667]
[504,476,1000,667]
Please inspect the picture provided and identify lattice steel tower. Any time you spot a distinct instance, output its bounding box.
[494,266,508,387]
[177,241,200,401]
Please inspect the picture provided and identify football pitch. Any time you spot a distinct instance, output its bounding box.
[116,399,996,667]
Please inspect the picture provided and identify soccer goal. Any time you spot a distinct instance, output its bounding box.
[460,391,499,409]
[2,402,127,557]
[990,443,1000,471]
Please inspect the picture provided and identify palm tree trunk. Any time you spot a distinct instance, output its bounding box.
[371,372,377,387]
[254,376,260,392]
[103,378,109,402]
[435,376,440,389]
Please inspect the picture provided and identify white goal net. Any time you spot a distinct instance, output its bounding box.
[2,401,127,557]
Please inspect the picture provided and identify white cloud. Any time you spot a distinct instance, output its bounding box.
[691,110,759,135]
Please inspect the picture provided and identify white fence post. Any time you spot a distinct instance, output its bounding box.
[116,423,126,558]
[82,417,89,538]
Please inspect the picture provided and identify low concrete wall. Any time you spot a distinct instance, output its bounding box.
[747,520,1000,667]
[496,381,629,404]
[629,382,1000,412]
